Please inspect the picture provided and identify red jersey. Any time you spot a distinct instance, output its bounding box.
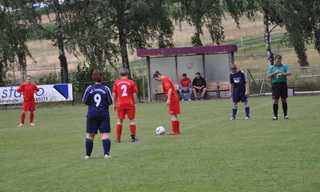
[162,76,179,103]
[17,83,39,102]
[180,78,191,88]
[112,78,138,109]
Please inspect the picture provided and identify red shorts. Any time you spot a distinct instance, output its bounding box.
[168,101,180,114]
[22,100,36,111]
[117,108,135,120]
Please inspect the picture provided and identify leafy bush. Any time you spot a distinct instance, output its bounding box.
[38,73,59,84]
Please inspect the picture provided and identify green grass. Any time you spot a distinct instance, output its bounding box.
[1,96,320,191]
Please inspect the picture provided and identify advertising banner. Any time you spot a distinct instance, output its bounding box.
[0,84,73,105]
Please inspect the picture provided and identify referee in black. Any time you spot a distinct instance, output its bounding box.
[266,55,292,120]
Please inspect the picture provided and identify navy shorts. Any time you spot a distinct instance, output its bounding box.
[86,115,111,134]
[272,82,288,99]
[232,94,248,103]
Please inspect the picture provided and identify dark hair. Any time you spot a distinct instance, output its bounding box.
[195,72,200,75]
[119,68,129,77]
[231,64,237,70]
[182,73,187,77]
[274,55,282,59]
[153,71,162,78]
[92,69,103,82]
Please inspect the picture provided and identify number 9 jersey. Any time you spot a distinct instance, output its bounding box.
[82,84,113,116]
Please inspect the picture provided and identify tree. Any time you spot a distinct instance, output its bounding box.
[173,0,225,46]
[0,0,33,86]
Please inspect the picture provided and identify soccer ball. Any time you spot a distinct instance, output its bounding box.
[155,126,166,135]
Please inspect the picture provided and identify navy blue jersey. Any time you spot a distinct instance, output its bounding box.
[82,84,113,117]
[229,70,247,95]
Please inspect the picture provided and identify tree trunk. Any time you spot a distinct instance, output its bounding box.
[0,62,4,86]
[263,10,273,66]
[119,31,131,79]
[54,0,68,83]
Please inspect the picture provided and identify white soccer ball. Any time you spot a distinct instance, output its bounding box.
[155,126,166,135]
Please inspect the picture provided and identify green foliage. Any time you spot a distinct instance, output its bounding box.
[38,73,60,84]
[26,23,55,41]
[1,96,320,191]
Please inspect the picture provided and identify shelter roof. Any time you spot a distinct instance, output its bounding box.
[137,45,237,57]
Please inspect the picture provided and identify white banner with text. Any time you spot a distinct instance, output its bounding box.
[0,84,73,105]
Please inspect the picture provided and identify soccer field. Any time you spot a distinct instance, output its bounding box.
[0,95,319,191]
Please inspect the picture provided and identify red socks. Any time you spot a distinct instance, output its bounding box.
[171,120,180,134]
[30,113,34,124]
[20,113,26,124]
[130,125,136,136]
[116,124,122,140]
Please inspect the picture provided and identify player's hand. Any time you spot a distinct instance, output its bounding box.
[276,73,282,79]
[113,105,117,111]
[229,92,232,97]
[275,70,281,74]
[245,91,249,96]
[166,100,170,105]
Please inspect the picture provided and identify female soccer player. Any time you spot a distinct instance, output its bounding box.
[153,71,181,135]
[17,75,40,127]
[112,68,139,143]
[82,70,113,159]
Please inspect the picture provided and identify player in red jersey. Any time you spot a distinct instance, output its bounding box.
[16,75,40,127]
[112,68,139,143]
[153,71,181,135]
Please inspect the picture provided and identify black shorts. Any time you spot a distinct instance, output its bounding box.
[194,87,205,93]
[272,82,288,99]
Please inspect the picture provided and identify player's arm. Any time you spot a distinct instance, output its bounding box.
[112,93,118,111]
[16,84,25,92]
[133,93,137,106]
[245,81,249,96]
[229,83,233,98]
[166,88,172,105]
[266,69,281,78]
[34,85,40,93]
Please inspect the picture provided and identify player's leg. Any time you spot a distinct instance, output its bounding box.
[188,87,193,101]
[272,84,280,120]
[168,102,180,135]
[242,96,250,119]
[116,110,125,143]
[192,88,198,100]
[179,89,185,101]
[128,107,138,142]
[101,133,111,158]
[19,111,26,127]
[231,102,238,120]
[29,111,35,125]
[280,84,289,119]
[85,116,97,159]
[100,117,112,158]
[200,87,207,99]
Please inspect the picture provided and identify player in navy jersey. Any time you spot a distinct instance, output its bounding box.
[82,70,113,159]
[229,64,250,120]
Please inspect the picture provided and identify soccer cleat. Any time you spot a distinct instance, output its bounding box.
[29,123,35,126]
[244,116,250,120]
[272,117,278,120]
[181,99,185,101]
[104,154,112,159]
[230,117,235,120]
[200,97,204,100]
[115,140,121,143]
[18,124,24,127]
[131,138,139,142]
[284,116,289,120]
[188,99,192,101]
[195,97,199,100]
[84,155,90,160]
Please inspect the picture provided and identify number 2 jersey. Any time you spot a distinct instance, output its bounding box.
[112,78,138,110]
[82,84,113,117]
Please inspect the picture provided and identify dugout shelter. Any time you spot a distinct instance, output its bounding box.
[137,45,238,101]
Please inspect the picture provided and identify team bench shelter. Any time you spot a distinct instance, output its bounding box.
[137,45,238,102]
